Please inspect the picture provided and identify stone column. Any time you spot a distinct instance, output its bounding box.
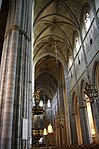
[0,35,10,124]
[58,66,68,147]
[21,0,33,148]
[11,0,27,148]
[0,0,33,148]
[56,85,62,147]
[19,2,28,148]
[1,30,19,149]
[64,68,74,145]
[26,0,33,146]
[54,72,61,147]
[0,35,11,147]
[0,0,16,138]
[28,39,32,149]
[11,32,21,149]
[0,0,22,147]
[79,105,90,144]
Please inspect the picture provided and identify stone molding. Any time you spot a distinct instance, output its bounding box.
[5,25,31,40]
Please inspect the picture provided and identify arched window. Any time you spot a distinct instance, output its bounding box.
[68,56,73,68]
[75,37,80,52]
[73,35,80,58]
[47,99,51,108]
[39,100,43,107]
[80,3,92,38]
[84,12,91,31]
[75,37,79,52]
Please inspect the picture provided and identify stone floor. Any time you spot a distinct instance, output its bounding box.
[32,144,99,149]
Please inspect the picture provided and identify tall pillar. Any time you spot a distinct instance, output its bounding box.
[0,0,22,148]
[0,0,33,148]
[28,39,32,149]
[64,68,73,145]
[27,1,33,145]
[1,29,20,149]
[0,35,10,125]
[79,105,90,144]
[58,66,68,147]
[71,55,82,144]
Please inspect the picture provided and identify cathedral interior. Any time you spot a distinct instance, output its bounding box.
[0,0,99,149]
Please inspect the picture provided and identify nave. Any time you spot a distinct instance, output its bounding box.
[0,0,99,149]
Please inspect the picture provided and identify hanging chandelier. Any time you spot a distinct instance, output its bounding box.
[32,90,45,115]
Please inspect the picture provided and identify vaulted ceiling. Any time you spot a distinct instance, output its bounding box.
[33,0,91,100]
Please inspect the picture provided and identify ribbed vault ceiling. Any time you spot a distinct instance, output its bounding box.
[33,0,91,100]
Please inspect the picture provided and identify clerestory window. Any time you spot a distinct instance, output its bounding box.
[39,100,43,107]
[85,12,91,31]
[47,99,51,108]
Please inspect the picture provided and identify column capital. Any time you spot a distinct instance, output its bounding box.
[5,25,31,40]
